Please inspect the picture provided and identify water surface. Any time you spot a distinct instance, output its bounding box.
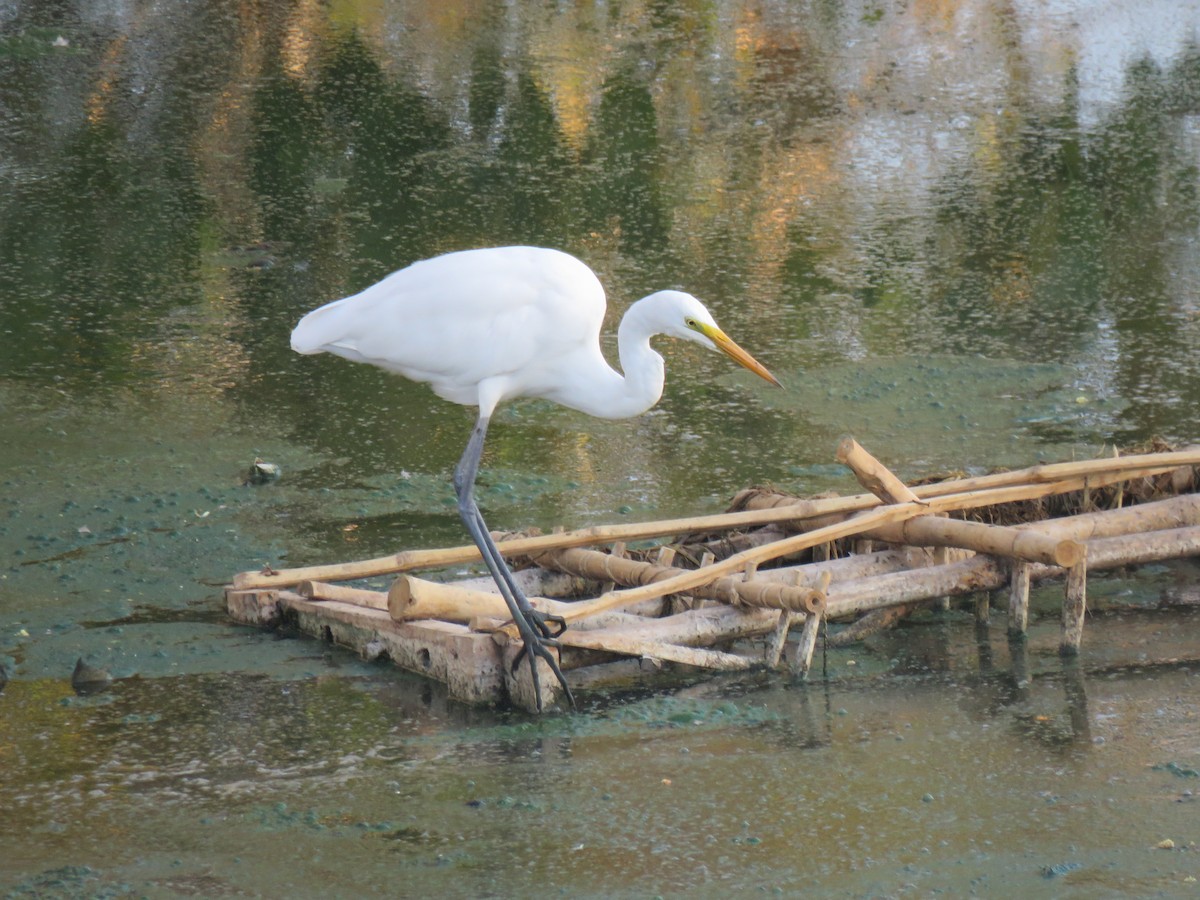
[2,1,1199,895]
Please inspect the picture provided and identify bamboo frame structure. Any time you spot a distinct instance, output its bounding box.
[225,442,1200,712]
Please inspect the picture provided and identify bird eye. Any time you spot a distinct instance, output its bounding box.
[685,317,698,329]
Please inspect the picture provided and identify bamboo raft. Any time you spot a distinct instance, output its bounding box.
[226,439,1200,712]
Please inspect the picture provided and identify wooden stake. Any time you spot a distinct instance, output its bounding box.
[792,608,824,678]
[1008,560,1031,637]
[1061,549,1089,655]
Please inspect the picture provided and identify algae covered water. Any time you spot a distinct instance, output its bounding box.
[2,1,1199,895]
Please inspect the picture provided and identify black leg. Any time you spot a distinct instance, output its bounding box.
[454,416,576,712]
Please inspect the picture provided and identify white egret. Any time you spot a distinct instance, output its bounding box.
[291,246,780,710]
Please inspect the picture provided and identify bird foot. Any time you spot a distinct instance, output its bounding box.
[509,611,576,713]
[527,607,568,640]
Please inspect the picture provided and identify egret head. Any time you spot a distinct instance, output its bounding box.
[646,290,782,388]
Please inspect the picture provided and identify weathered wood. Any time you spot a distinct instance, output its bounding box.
[1008,560,1032,636]
[822,525,1200,621]
[556,630,755,670]
[525,545,827,616]
[299,580,388,610]
[826,604,918,646]
[285,592,507,704]
[1061,551,1089,655]
[388,574,639,631]
[232,446,1200,589]
[764,610,797,669]
[561,474,1168,625]
[792,609,824,677]
[836,436,924,504]
[601,604,780,646]
[866,516,1083,566]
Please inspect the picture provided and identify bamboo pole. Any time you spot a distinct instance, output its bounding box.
[833,438,1083,572]
[836,437,924,504]
[231,446,1200,589]
[561,473,1168,625]
[821,525,1200,621]
[865,517,1084,566]
[525,545,827,615]
[298,580,388,610]
[386,575,641,631]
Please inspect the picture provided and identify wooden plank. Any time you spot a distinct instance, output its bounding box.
[292,597,507,704]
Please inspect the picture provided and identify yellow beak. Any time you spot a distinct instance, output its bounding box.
[701,324,782,388]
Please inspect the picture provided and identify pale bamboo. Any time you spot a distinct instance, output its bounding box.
[231,446,1200,589]
[526,545,826,615]
[562,474,1166,624]
[298,581,388,610]
[866,516,1084,566]
[556,630,754,670]
[836,437,924,504]
[387,575,639,631]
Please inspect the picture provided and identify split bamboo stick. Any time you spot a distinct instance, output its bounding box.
[231,446,1200,589]
[555,630,755,670]
[836,437,924,504]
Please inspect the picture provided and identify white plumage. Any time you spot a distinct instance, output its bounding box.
[291,246,779,710]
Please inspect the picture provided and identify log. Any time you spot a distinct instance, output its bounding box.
[1015,493,1200,541]
[826,604,918,646]
[232,445,1200,589]
[389,575,528,622]
[525,545,827,615]
[387,575,639,631]
[864,517,1083,566]
[298,580,388,610]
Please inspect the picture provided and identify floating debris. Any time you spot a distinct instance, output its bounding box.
[71,658,112,694]
[244,458,282,486]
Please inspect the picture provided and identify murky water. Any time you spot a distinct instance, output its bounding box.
[2,1,1199,895]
